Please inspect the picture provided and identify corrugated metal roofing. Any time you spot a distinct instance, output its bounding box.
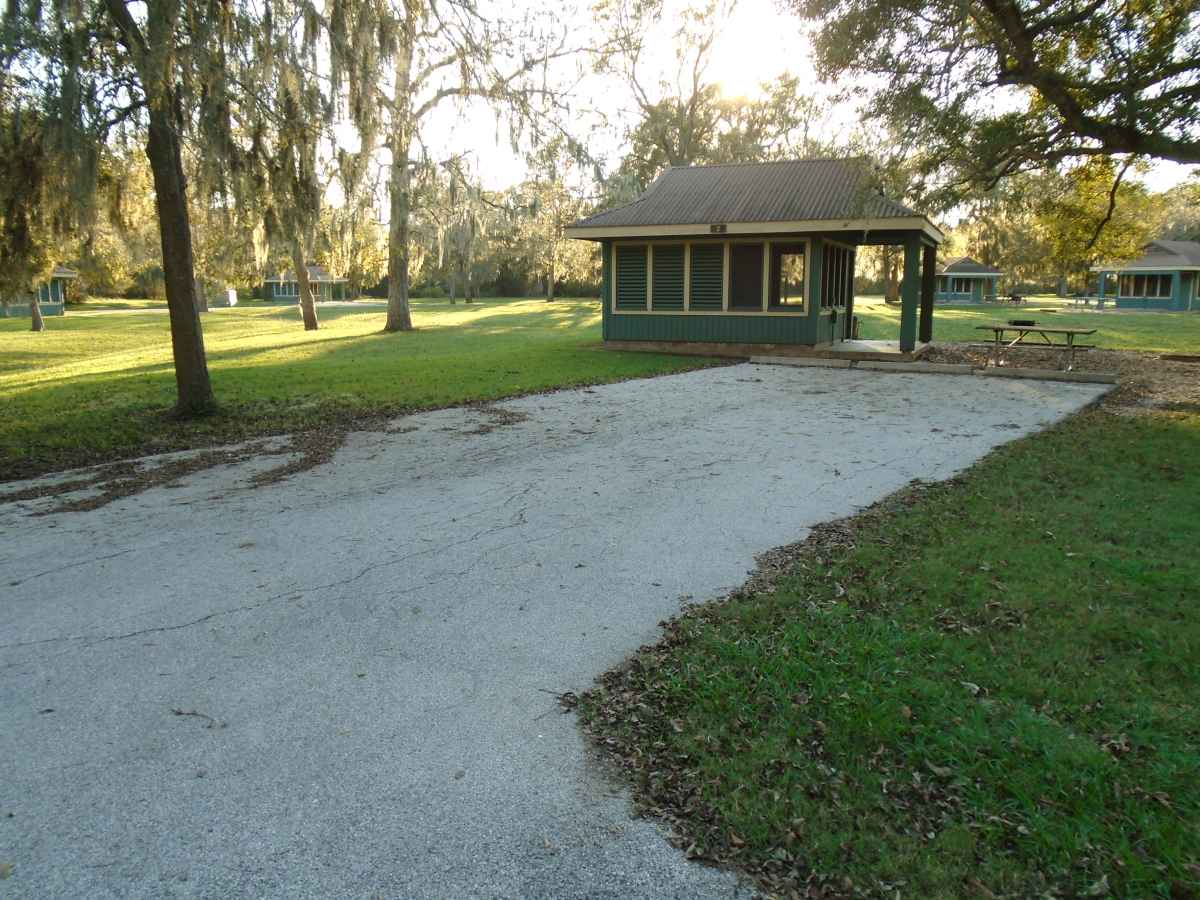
[938,256,1001,275]
[572,159,922,229]
[1100,240,1200,270]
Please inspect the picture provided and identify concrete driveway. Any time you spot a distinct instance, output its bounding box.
[0,364,1108,898]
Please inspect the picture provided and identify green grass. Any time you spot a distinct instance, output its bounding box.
[855,296,1200,353]
[582,409,1200,897]
[69,298,170,311]
[0,297,719,478]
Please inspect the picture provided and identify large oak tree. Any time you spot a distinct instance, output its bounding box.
[791,0,1200,196]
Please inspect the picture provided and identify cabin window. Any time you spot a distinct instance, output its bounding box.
[1119,273,1171,297]
[688,243,724,310]
[651,244,685,310]
[951,277,973,293]
[821,243,853,308]
[615,244,648,309]
[729,243,765,309]
[769,243,806,310]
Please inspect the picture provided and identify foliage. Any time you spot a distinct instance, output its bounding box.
[328,0,585,331]
[941,161,1163,290]
[509,139,595,299]
[1156,176,1200,242]
[602,0,835,188]
[0,105,59,306]
[790,0,1200,202]
[582,408,1200,897]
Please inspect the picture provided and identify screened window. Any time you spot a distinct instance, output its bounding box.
[769,243,806,310]
[615,244,648,309]
[729,243,765,309]
[951,277,973,293]
[821,244,853,308]
[1119,273,1172,297]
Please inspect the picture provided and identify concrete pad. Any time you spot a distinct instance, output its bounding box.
[975,366,1119,384]
[854,360,975,375]
[750,355,852,368]
[0,364,1108,899]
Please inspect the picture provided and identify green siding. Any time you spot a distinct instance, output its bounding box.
[689,244,723,310]
[651,245,684,310]
[615,245,647,309]
[606,312,815,344]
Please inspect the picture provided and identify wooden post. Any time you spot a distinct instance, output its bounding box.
[919,243,935,344]
[899,235,920,352]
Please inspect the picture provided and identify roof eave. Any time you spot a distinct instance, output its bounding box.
[565,215,945,244]
[1091,263,1199,272]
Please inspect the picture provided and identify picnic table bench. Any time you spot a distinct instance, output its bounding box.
[973,322,1097,371]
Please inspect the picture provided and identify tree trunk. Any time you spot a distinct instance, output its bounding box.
[384,40,415,333]
[145,101,216,416]
[885,253,900,303]
[465,268,473,304]
[292,242,319,330]
[29,292,45,332]
[546,255,557,301]
[448,269,457,304]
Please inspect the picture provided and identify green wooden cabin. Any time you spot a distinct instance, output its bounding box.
[0,265,76,318]
[263,264,349,301]
[1093,240,1200,311]
[935,257,1001,303]
[565,159,944,353]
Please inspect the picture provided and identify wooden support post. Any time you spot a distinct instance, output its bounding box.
[919,243,935,344]
[899,235,920,352]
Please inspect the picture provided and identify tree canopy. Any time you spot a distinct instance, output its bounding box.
[790,0,1200,199]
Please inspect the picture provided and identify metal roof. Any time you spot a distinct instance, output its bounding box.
[1094,239,1200,271]
[51,265,78,279]
[938,256,1001,275]
[571,159,927,230]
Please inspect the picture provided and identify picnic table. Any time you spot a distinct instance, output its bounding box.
[974,322,1097,371]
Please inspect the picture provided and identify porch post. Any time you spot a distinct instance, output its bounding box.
[899,235,920,352]
[919,243,935,344]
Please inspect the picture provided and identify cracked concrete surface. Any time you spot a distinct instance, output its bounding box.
[0,364,1109,898]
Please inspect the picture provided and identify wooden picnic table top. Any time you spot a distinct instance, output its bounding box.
[974,324,1097,336]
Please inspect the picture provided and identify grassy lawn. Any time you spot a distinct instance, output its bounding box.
[1,297,719,479]
[582,408,1200,897]
[855,295,1200,353]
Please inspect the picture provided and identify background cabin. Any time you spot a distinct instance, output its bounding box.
[566,159,944,355]
[935,257,1001,303]
[1093,240,1200,311]
[0,265,77,318]
[263,265,349,301]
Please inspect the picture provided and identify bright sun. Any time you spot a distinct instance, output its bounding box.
[706,0,812,99]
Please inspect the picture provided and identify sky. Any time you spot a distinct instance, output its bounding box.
[411,0,1194,198]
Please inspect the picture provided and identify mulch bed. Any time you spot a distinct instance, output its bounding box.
[925,343,1200,412]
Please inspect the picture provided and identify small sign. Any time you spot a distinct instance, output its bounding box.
[710,223,727,234]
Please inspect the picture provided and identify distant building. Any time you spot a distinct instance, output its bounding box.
[0,265,77,318]
[263,265,349,301]
[934,257,1001,303]
[1092,240,1200,310]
